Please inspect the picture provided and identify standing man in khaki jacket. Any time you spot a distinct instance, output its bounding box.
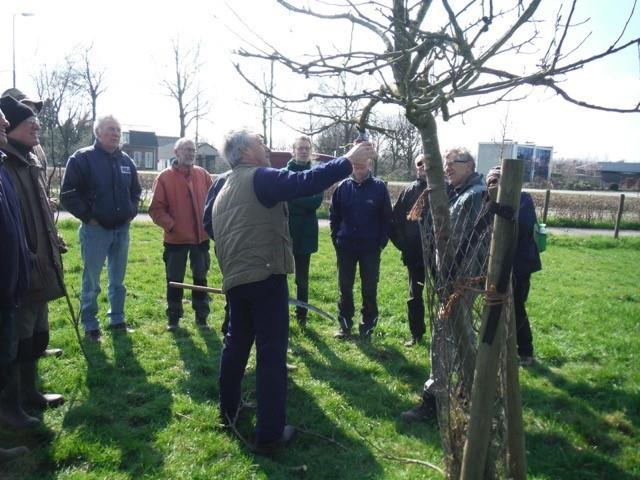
[149,138,213,331]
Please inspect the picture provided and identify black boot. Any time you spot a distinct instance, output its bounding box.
[19,360,64,409]
[0,365,41,430]
[400,392,437,423]
[0,446,29,463]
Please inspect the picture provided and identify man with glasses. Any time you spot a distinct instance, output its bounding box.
[401,147,487,423]
[282,136,324,327]
[0,96,65,425]
[390,155,429,347]
[149,138,213,331]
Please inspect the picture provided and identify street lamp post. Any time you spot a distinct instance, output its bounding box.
[12,12,35,88]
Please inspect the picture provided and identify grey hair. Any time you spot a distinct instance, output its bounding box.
[222,129,254,168]
[94,115,120,137]
[174,137,195,150]
[445,147,475,168]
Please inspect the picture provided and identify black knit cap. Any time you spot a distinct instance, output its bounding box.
[0,95,36,134]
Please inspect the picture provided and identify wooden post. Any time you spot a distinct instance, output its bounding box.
[505,303,527,479]
[460,158,524,480]
[614,193,625,239]
[542,189,550,223]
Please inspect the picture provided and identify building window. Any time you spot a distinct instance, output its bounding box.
[133,151,142,167]
[144,151,154,169]
[122,132,130,145]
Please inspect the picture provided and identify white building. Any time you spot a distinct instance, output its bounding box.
[476,141,553,182]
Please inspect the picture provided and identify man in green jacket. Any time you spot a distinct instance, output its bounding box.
[283,136,324,327]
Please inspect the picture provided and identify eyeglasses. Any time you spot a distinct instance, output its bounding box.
[444,159,470,167]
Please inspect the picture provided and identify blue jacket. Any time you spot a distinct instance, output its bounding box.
[514,192,542,277]
[203,171,230,240]
[0,156,30,308]
[61,141,142,229]
[330,173,392,252]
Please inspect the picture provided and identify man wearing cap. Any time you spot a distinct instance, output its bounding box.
[0,96,65,419]
[61,115,141,343]
[0,101,33,461]
[2,88,65,359]
[149,137,213,331]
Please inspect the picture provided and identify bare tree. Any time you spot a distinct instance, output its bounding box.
[233,0,639,475]
[161,39,210,137]
[73,43,106,139]
[378,112,422,179]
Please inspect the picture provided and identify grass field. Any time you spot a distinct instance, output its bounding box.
[1,222,638,479]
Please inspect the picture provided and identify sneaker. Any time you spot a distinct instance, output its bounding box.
[333,329,351,340]
[400,395,437,423]
[108,323,134,333]
[84,329,101,343]
[43,348,63,358]
[403,337,420,347]
[254,425,296,455]
[519,355,534,367]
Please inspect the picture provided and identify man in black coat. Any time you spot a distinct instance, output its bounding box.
[390,155,429,346]
[0,105,36,461]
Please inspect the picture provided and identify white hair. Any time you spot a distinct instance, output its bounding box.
[222,129,254,168]
[93,115,120,137]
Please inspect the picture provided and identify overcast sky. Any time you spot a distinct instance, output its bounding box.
[1,0,639,161]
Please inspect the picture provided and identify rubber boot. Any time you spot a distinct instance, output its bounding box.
[0,446,29,463]
[0,365,41,430]
[19,360,64,409]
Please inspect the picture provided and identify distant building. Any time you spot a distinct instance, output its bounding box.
[477,141,552,183]
[122,130,158,170]
[157,135,180,170]
[598,161,640,189]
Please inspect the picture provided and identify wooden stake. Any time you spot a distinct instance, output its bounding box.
[460,158,524,480]
[614,193,625,239]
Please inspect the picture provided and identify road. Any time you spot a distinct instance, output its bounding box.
[54,212,638,237]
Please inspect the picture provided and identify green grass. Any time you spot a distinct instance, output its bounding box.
[1,223,638,479]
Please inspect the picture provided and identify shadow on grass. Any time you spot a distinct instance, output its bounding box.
[171,326,222,404]
[296,329,421,421]
[59,331,173,477]
[230,379,384,480]
[523,361,639,479]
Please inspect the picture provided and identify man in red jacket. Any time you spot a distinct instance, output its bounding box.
[149,138,213,331]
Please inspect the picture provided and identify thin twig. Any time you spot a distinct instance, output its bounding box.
[297,426,349,451]
[353,427,445,475]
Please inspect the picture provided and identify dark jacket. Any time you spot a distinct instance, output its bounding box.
[283,159,324,255]
[390,178,427,267]
[61,141,141,229]
[0,141,64,304]
[329,173,392,252]
[203,171,230,240]
[0,154,31,308]
[514,192,542,277]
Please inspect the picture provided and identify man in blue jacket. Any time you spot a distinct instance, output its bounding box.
[486,166,541,366]
[212,129,374,453]
[330,157,392,340]
[61,115,141,342]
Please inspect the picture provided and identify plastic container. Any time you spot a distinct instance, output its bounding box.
[534,223,547,253]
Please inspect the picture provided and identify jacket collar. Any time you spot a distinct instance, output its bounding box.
[286,158,311,171]
[0,139,36,167]
[453,171,484,195]
[350,170,372,185]
[94,140,121,156]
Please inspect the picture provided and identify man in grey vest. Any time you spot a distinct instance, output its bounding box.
[212,129,374,453]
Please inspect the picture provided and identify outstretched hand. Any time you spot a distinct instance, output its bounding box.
[344,141,376,166]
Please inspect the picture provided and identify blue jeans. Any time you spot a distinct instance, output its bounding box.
[79,222,130,332]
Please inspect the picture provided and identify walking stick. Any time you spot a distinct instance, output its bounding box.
[169,282,337,323]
